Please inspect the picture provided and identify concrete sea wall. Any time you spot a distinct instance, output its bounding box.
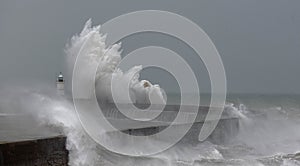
[0,136,68,166]
[0,105,239,165]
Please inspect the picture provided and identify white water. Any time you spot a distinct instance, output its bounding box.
[1,20,300,166]
[65,19,166,105]
[1,89,300,165]
[1,91,300,166]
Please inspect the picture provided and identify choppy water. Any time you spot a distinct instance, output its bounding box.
[1,90,300,166]
[94,94,300,166]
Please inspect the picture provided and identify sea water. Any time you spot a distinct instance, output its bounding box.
[1,19,300,165]
[1,91,300,166]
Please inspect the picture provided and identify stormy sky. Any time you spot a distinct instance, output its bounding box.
[0,0,299,94]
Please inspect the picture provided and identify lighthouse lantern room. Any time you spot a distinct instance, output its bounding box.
[56,72,64,95]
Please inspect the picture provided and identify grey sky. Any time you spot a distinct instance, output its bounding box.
[0,0,299,94]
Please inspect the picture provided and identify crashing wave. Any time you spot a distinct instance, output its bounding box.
[65,19,166,105]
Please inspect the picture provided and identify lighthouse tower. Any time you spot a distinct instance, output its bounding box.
[56,72,64,95]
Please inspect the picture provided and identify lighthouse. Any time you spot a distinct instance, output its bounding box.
[56,72,64,95]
